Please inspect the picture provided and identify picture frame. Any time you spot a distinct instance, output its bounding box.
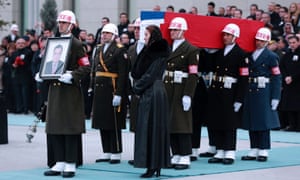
[39,37,72,80]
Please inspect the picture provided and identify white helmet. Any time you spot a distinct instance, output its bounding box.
[255,27,271,41]
[57,10,76,24]
[102,23,118,35]
[222,23,240,37]
[133,17,141,27]
[168,17,188,30]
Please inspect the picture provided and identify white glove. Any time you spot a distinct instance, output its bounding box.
[233,102,242,112]
[112,95,122,106]
[58,73,73,84]
[271,99,279,110]
[182,95,191,111]
[34,72,43,82]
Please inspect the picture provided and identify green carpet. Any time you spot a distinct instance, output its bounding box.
[1,146,300,180]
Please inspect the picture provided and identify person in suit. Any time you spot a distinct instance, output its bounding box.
[44,44,65,74]
[279,35,300,132]
[241,27,281,162]
[91,23,128,164]
[41,10,91,178]
[164,17,199,170]
[131,24,170,178]
[206,23,249,165]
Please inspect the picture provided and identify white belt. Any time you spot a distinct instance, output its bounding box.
[165,70,188,78]
[213,75,237,83]
[249,76,270,83]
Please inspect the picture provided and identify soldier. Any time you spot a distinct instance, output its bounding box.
[206,23,249,165]
[41,10,91,178]
[241,27,281,162]
[164,17,199,170]
[279,35,300,132]
[127,17,144,165]
[190,48,209,161]
[91,23,128,164]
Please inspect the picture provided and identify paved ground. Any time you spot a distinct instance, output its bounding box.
[1,114,300,180]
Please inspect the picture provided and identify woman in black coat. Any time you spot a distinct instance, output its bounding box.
[131,25,170,178]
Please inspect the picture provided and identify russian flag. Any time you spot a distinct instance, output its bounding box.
[140,11,264,52]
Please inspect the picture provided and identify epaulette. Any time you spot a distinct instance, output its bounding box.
[96,43,103,47]
[116,43,123,48]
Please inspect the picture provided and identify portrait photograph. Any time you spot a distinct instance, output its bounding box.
[39,37,72,79]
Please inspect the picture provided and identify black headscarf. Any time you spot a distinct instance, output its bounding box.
[132,25,169,79]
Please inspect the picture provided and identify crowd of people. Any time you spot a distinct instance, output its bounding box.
[0,1,300,178]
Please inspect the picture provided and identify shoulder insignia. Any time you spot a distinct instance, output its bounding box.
[96,43,103,47]
[116,43,124,48]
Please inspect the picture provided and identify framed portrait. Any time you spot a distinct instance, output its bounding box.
[39,37,72,79]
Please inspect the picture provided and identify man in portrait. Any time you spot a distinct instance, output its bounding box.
[44,44,65,74]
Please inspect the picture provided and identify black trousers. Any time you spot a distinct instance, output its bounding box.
[170,133,192,155]
[49,134,82,165]
[249,130,270,149]
[0,95,8,144]
[100,129,122,153]
[211,129,236,150]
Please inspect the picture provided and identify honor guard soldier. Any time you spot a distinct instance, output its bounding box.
[127,17,144,165]
[42,10,91,178]
[206,23,249,165]
[164,17,199,170]
[241,27,281,162]
[91,23,128,164]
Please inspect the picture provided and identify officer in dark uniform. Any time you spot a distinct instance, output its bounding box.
[279,35,300,132]
[241,27,281,162]
[91,23,128,164]
[206,23,249,165]
[164,17,199,170]
[41,10,91,178]
[190,48,208,161]
[127,17,144,165]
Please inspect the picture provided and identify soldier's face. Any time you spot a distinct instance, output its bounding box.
[255,39,267,49]
[223,33,235,45]
[170,29,183,40]
[101,32,113,43]
[58,21,71,34]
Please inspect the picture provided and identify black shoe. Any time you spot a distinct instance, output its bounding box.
[62,171,75,178]
[190,156,197,161]
[173,164,189,170]
[257,156,268,162]
[199,152,216,157]
[95,158,110,163]
[44,170,61,176]
[128,160,134,165]
[208,157,223,163]
[140,168,161,178]
[109,159,120,164]
[222,158,234,165]
[241,156,257,161]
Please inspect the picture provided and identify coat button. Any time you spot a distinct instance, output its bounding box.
[57,82,61,86]
[53,83,56,86]
[249,89,252,92]
[165,80,168,83]
[225,68,228,71]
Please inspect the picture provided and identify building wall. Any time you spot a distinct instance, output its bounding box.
[0,0,298,41]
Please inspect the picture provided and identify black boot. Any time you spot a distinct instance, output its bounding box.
[140,168,161,178]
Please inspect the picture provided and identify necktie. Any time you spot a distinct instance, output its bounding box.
[52,62,58,73]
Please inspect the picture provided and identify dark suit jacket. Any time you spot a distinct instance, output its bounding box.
[44,60,64,74]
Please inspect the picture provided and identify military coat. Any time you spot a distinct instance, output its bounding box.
[242,48,281,130]
[164,40,199,134]
[206,44,249,130]
[91,41,128,130]
[46,37,90,134]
